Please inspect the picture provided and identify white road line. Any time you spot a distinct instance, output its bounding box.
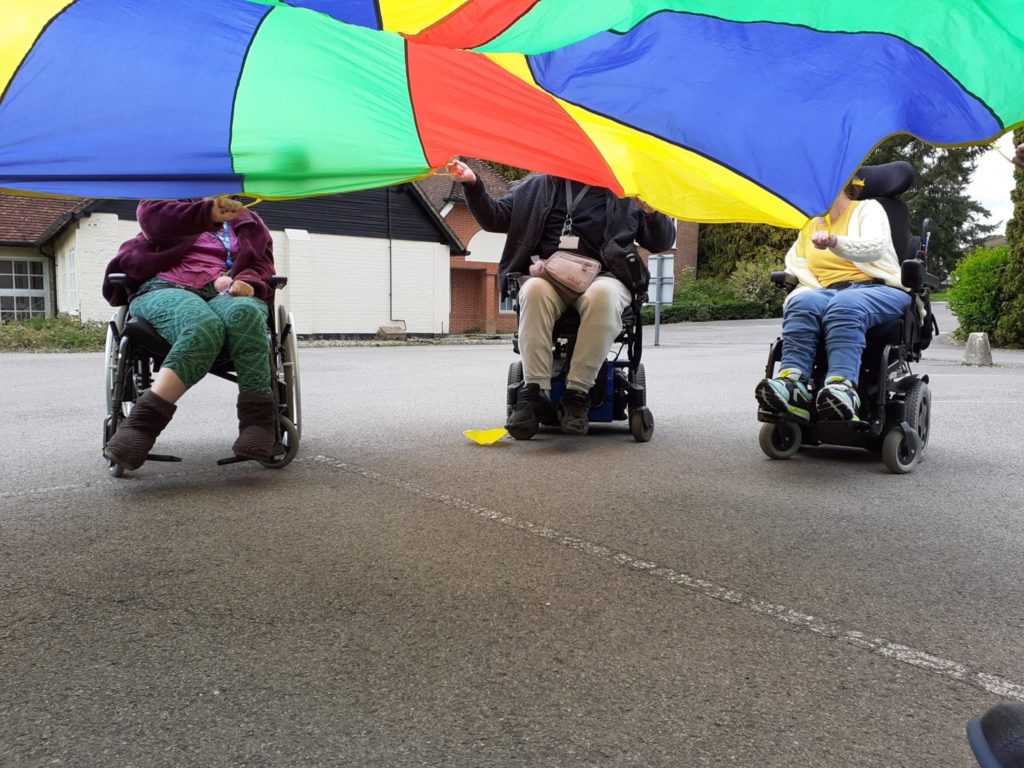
[312,454,1024,703]
[0,465,226,499]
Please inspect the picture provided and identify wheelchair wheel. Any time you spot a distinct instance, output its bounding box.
[882,428,922,474]
[103,310,131,478]
[881,380,929,474]
[759,421,801,460]
[629,406,654,443]
[905,379,931,452]
[506,361,523,417]
[261,415,299,469]
[277,305,301,438]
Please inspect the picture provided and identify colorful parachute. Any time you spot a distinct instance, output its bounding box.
[1,1,1021,228]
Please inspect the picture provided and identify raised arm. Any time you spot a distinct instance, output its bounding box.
[447,159,514,233]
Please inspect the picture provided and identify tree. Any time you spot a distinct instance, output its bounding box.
[865,136,994,280]
[697,223,794,281]
[697,135,993,281]
[994,126,1024,346]
[489,163,531,182]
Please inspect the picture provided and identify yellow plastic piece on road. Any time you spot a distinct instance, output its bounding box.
[463,428,509,445]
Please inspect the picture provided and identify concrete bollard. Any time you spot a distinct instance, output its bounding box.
[962,332,993,366]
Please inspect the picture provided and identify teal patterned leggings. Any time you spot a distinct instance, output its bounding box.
[130,282,272,395]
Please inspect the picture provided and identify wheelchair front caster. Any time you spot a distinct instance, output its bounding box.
[759,421,801,459]
[882,425,922,474]
[629,407,654,442]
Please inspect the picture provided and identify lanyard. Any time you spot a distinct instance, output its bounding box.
[213,222,234,269]
[562,179,591,236]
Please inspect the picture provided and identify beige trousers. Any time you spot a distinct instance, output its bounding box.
[518,275,631,393]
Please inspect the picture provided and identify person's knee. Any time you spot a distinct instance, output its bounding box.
[520,277,558,308]
[786,291,824,315]
[822,295,868,325]
[192,315,227,348]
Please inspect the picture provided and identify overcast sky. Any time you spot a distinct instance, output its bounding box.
[968,132,1017,236]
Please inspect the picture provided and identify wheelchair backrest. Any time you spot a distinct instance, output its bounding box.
[857,160,936,354]
[857,161,916,263]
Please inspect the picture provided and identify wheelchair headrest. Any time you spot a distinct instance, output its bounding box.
[856,161,916,200]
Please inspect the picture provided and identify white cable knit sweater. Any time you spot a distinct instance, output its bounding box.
[783,199,904,304]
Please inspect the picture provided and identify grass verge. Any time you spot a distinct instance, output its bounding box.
[0,315,107,352]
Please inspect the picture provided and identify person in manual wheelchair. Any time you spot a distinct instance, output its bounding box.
[446,159,675,439]
[101,196,293,473]
[755,161,936,473]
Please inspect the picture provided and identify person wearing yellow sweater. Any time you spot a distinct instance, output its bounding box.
[755,176,911,421]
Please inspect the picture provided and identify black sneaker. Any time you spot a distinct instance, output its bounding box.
[506,383,547,439]
[559,388,591,436]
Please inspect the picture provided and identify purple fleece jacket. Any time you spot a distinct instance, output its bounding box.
[102,199,275,306]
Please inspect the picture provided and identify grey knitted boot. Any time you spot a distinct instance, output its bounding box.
[103,390,177,470]
[232,392,277,461]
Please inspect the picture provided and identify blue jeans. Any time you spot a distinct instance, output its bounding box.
[781,284,911,385]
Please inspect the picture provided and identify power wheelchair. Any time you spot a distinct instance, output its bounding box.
[504,252,655,442]
[103,274,301,477]
[758,161,939,474]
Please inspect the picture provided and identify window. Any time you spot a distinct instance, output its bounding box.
[499,288,515,314]
[0,258,49,321]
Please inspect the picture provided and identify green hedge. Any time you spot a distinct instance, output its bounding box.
[0,315,107,352]
[947,245,1009,340]
[641,277,779,323]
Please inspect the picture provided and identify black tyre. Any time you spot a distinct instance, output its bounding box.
[277,305,302,438]
[904,379,931,452]
[629,406,654,442]
[506,361,524,417]
[758,421,801,460]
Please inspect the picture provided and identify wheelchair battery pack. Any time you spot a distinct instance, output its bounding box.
[549,361,616,423]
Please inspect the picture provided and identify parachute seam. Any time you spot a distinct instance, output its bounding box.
[228,4,275,182]
[526,54,807,217]
[0,1,78,109]
[404,40,431,168]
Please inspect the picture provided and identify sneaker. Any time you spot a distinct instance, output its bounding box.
[559,388,591,436]
[755,368,811,422]
[506,383,548,436]
[815,376,861,421]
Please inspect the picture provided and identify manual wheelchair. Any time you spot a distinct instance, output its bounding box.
[504,254,655,442]
[758,161,939,474]
[103,274,301,477]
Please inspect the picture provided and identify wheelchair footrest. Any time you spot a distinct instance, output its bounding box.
[216,455,257,466]
[146,453,182,463]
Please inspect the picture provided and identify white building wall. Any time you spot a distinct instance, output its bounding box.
[67,214,451,335]
[70,213,138,323]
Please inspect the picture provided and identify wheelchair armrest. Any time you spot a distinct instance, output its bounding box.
[901,259,925,292]
[269,275,288,290]
[108,273,132,288]
[771,271,798,292]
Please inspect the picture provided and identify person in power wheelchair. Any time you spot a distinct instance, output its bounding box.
[101,196,300,475]
[755,161,937,473]
[446,159,675,440]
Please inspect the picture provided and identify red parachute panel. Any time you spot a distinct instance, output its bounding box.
[409,0,538,50]
[407,43,621,194]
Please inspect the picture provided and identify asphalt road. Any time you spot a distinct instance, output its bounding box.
[2,305,1022,767]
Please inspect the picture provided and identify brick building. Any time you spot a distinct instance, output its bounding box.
[415,160,700,335]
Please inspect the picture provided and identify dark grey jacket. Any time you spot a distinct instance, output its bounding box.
[463,174,676,297]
